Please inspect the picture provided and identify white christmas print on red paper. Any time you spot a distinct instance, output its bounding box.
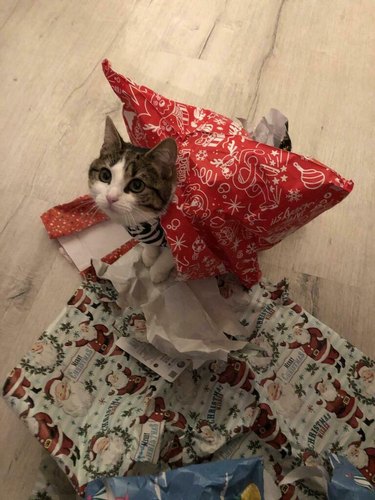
[102,60,353,287]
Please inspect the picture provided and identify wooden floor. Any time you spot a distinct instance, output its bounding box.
[0,0,374,497]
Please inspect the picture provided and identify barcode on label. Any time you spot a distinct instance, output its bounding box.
[116,336,189,381]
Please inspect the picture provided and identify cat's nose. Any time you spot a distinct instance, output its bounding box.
[106,194,119,204]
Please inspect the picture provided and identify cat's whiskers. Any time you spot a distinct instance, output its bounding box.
[88,208,100,217]
[129,208,150,226]
[84,202,98,213]
[126,211,138,228]
[85,205,101,217]
[131,205,158,224]
[85,203,98,212]
[111,202,137,226]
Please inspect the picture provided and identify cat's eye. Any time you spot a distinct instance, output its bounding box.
[99,168,112,183]
[127,178,145,193]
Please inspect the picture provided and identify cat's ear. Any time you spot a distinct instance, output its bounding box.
[145,138,177,177]
[101,116,124,155]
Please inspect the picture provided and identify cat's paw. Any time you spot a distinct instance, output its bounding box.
[142,246,159,268]
[149,265,171,284]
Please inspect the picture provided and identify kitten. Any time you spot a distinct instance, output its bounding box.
[88,117,177,283]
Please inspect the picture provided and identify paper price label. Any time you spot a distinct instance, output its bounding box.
[116,336,189,382]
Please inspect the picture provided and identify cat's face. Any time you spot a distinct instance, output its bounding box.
[89,117,177,226]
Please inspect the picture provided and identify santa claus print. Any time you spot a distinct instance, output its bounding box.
[67,289,92,313]
[27,412,80,466]
[133,397,187,431]
[195,419,226,454]
[66,321,123,356]
[259,279,288,301]
[31,340,58,368]
[3,367,40,418]
[260,280,304,315]
[105,363,148,396]
[346,441,375,486]
[280,298,303,315]
[209,357,257,394]
[128,313,147,333]
[354,361,375,398]
[301,449,321,468]
[128,312,148,342]
[44,372,93,417]
[248,335,274,370]
[282,323,346,372]
[235,401,291,457]
[260,373,302,419]
[63,465,86,497]
[315,374,373,429]
[160,434,183,467]
[89,434,126,473]
[273,462,298,500]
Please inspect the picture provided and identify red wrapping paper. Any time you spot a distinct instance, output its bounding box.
[102,60,353,287]
[41,63,354,288]
[41,195,108,239]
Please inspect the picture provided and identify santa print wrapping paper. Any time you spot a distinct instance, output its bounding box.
[3,275,374,498]
[102,59,353,287]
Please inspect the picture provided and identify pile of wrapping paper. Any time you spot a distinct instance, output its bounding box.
[4,269,375,498]
[3,63,374,499]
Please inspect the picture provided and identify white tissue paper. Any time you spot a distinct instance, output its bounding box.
[93,247,248,369]
[236,108,289,147]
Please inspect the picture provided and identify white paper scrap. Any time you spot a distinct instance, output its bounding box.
[58,220,132,271]
[116,336,190,383]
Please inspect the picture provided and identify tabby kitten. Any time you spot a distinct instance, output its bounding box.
[88,117,177,283]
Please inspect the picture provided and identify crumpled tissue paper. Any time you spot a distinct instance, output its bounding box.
[93,247,249,368]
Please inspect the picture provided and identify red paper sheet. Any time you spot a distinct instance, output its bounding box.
[103,59,353,287]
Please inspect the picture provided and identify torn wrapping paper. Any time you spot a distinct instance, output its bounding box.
[40,196,137,276]
[115,336,190,383]
[85,457,265,500]
[103,59,353,287]
[279,454,375,499]
[2,278,375,498]
[141,280,248,367]
[40,109,291,280]
[59,220,133,272]
[93,247,248,368]
[41,63,353,289]
[85,453,375,500]
[327,454,375,499]
[41,195,108,239]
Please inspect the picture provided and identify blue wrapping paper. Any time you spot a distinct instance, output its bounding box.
[328,455,375,499]
[85,456,264,499]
